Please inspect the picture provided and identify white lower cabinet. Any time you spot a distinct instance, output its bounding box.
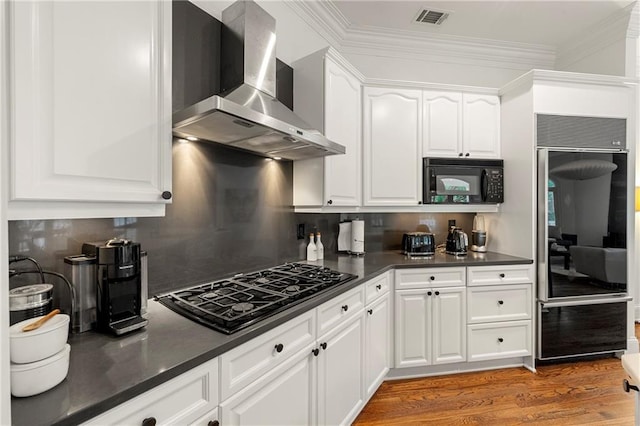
[364,291,391,398]
[219,284,367,426]
[466,265,534,362]
[317,314,365,425]
[395,286,466,368]
[219,346,315,426]
[83,357,219,426]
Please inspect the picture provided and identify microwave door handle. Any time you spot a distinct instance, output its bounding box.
[480,170,488,201]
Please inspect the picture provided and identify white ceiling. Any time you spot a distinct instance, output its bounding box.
[331,0,636,47]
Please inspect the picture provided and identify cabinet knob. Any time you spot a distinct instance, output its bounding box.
[312,348,320,356]
[623,378,639,393]
[465,153,470,157]
[435,291,440,296]
[327,199,333,205]
[429,276,435,281]
[321,342,327,350]
[367,309,373,315]
[208,421,220,426]
[427,291,433,296]
[458,153,463,157]
[418,200,422,205]
[499,273,505,278]
[274,343,284,353]
[498,337,504,343]
[142,418,157,426]
[342,305,349,312]
[161,191,172,200]
[498,300,504,305]
[376,284,382,290]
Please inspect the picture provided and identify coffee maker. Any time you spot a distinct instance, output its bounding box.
[471,214,488,253]
[82,238,148,335]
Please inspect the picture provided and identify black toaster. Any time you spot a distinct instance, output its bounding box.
[402,232,435,256]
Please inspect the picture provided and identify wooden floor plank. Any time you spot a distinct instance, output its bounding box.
[354,327,639,425]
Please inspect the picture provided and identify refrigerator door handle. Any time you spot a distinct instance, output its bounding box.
[541,296,632,308]
[537,148,550,301]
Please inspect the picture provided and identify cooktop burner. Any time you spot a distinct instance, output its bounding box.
[156,263,357,334]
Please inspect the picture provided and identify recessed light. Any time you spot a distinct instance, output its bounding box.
[273,156,282,160]
[186,136,198,141]
[177,138,189,144]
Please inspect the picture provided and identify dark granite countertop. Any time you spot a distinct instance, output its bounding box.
[11,250,532,426]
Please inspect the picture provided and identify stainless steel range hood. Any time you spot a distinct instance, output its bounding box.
[172,0,346,160]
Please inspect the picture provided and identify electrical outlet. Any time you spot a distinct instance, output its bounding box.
[297,223,305,240]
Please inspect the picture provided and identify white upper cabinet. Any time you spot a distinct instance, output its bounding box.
[363,87,422,206]
[462,94,500,158]
[293,49,362,207]
[7,1,172,219]
[423,91,500,159]
[422,91,463,158]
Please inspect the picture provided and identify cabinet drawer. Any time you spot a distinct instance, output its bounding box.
[365,272,391,305]
[84,357,219,426]
[467,284,532,323]
[467,264,533,286]
[467,321,531,362]
[395,267,466,290]
[317,285,364,337]
[220,310,315,401]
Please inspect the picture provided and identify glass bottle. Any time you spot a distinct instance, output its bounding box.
[306,233,317,261]
[316,232,324,260]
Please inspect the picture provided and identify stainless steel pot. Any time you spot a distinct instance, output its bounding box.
[9,284,54,325]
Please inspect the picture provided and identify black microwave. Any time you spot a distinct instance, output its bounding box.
[423,158,504,204]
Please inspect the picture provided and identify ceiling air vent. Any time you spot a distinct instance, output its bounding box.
[414,8,450,25]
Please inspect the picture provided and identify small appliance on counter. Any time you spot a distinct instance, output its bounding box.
[402,232,435,256]
[470,214,488,253]
[75,238,148,335]
[446,226,468,256]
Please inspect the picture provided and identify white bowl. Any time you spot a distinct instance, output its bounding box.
[10,344,70,397]
[10,313,69,364]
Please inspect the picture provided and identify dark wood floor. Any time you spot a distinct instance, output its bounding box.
[353,326,639,425]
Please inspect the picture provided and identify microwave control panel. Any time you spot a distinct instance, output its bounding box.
[484,168,503,203]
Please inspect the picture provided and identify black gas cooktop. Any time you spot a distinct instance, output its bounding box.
[156,263,357,334]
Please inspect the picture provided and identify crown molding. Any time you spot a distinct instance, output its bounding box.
[341,25,556,71]
[556,2,637,71]
[500,69,637,96]
[287,0,556,72]
[629,2,639,38]
[284,0,347,50]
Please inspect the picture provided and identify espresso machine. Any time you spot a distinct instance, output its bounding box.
[81,238,148,335]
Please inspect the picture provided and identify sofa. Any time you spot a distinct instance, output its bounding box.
[569,245,627,284]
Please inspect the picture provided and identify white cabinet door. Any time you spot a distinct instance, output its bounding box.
[323,57,361,206]
[317,314,364,426]
[220,347,316,426]
[363,87,422,206]
[9,1,171,219]
[423,90,463,158]
[462,94,500,158]
[432,287,466,364]
[293,50,361,208]
[85,357,219,426]
[394,289,431,368]
[364,293,391,399]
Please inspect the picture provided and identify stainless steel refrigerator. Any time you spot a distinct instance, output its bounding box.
[536,115,630,360]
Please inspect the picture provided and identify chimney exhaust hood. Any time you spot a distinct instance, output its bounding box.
[172,0,346,160]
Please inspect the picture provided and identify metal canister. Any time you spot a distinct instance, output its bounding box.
[64,255,97,333]
[9,284,53,325]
